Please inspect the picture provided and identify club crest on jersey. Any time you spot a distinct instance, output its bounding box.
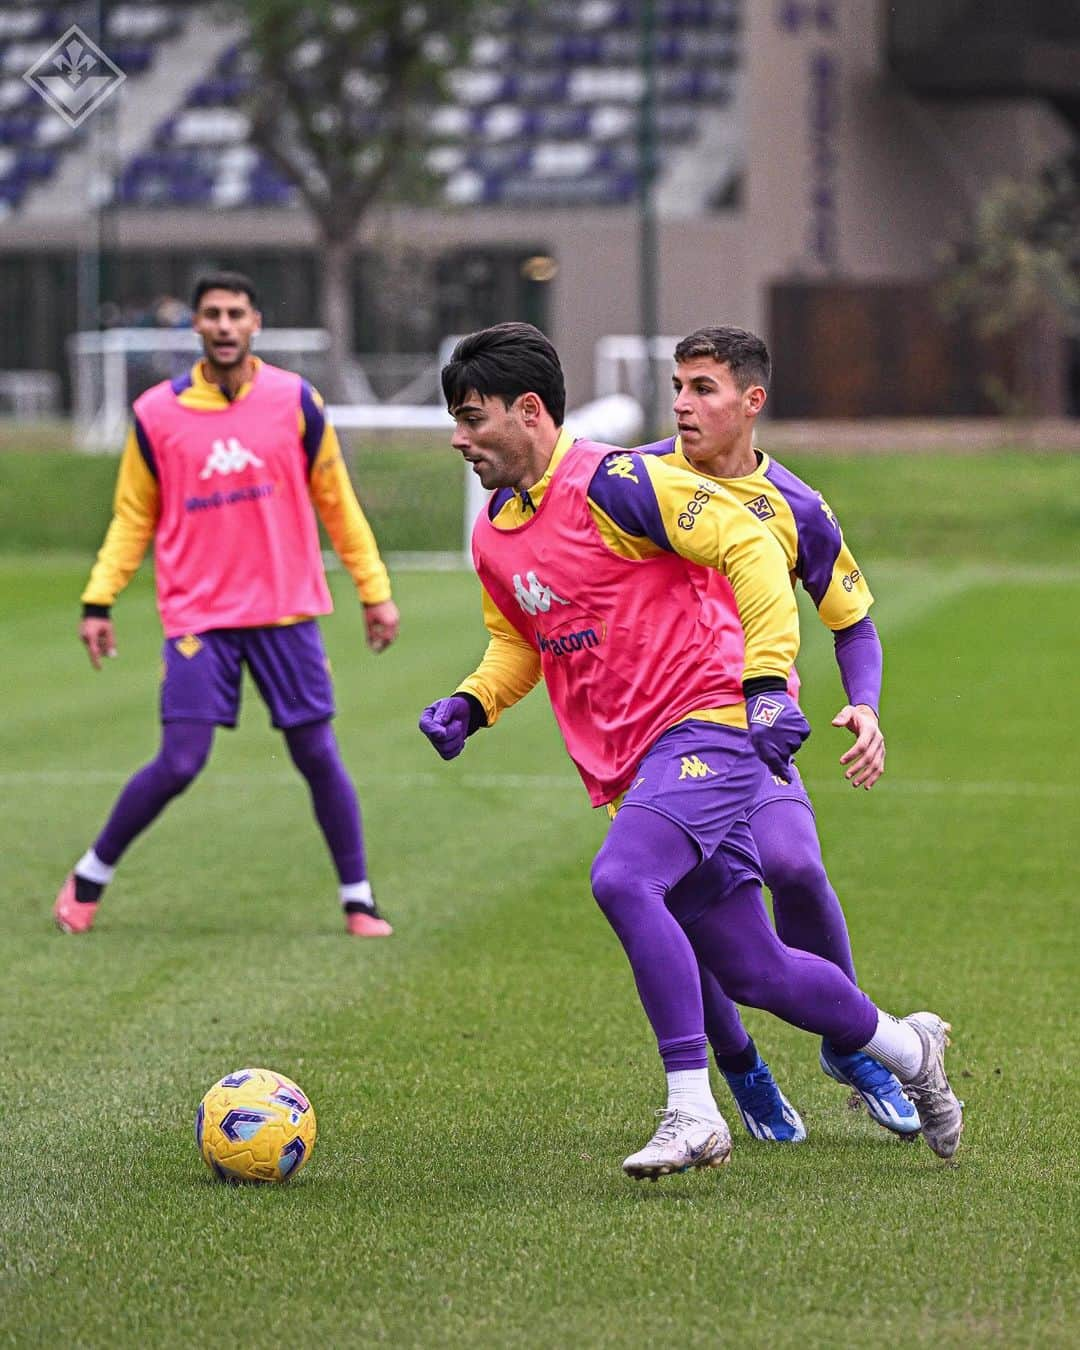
[746,494,775,521]
[678,755,717,780]
[513,570,570,616]
[199,436,265,480]
[749,696,784,727]
[175,634,202,659]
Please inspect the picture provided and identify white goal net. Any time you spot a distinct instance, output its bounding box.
[68,328,332,450]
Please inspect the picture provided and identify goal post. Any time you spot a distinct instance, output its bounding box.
[68,328,332,451]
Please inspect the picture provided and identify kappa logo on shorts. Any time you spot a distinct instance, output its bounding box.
[175,634,203,659]
[678,755,717,780]
[749,696,784,727]
[513,570,570,616]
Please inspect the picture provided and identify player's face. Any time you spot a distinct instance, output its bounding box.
[449,390,536,490]
[672,357,761,460]
[193,289,261,369]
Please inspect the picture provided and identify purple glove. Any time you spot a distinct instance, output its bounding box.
[419,696,472,761]
[746,691,810,778]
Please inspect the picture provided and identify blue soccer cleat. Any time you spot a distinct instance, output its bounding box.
[819,1042,922,1136]
[722,1056,807,1143]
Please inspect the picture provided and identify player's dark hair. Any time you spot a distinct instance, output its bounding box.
[674,326,771,392]
[442,322,566,426]
[191,271,260,311]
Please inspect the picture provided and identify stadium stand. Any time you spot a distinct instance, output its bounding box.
[5,0,742,215]
[0,3,178,213]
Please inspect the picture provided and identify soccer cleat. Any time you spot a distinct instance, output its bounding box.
[900,1012,964,1160]
[343,901,393,938]
[722,1056,807,1143]
[820,1042,922,1136]
[53,874,98,934]
[622,1108,732,1179]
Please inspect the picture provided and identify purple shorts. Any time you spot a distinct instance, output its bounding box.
[746,756,815,819]
[160,621,335,730]
[619,720,762,886]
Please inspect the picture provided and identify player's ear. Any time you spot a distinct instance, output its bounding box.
[746,384,767,416]
[519,392,542,425]
[251,308,263,337]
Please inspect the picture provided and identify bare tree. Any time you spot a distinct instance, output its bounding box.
[940,152,1080,338]
[234,0,496,398]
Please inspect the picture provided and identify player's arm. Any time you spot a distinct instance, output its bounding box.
[792,493,885,788]
[79,420,160,669]
[587,452,806,776]
[301,383,398,652]
[588,452,799,680]
[419,586,541,760]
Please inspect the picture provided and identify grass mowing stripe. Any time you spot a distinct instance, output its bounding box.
[4,770,1079,801]
[3,545,1077,1344]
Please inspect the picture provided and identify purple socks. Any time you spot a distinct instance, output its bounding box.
[94,721,214,864]
[283,720,367,885]
[752,798,857,981]
[89,717,366,888]
[590,808,710,1071]
[592,805,879,1070]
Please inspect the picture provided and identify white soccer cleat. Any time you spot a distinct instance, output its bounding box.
[622,1107,733,1180]
[901,1012,964,1160]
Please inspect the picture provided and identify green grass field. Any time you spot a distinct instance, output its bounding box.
[2,450,1078,1346]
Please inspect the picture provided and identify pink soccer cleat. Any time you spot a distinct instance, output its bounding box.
[54,874,99,933]
[344,903,393,938]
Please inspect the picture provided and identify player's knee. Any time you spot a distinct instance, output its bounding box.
[159,739,211,789]
[762,848,829,899]
[590,854,656,921]
[284,721,337,780]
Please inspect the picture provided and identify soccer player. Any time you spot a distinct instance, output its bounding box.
[418,322,963,1176]
[54,271,398,939]
[631,326,918,1142]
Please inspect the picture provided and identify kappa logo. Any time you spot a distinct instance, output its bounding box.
[513,570,570,616]
[605,453,639,483]
[199,436,265,480]
[746,493,775,522]
[678,755,718,780]
[749,696,784,727]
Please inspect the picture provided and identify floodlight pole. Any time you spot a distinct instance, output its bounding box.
[637,0,660,441]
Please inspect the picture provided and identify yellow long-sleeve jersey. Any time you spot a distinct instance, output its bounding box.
[81,358,391,614]
[457,431,798,730]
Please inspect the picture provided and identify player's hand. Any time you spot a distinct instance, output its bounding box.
[746,691,810,778]
[364,600,399,653]
[418,696,471,761]
[832,703,885,789]
[79,617,117,670]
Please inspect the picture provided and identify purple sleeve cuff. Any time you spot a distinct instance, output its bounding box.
[833,616,882,714]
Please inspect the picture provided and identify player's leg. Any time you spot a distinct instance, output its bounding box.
[697,962,808,1144]
[749,767,919,1135]
[748,764,855,976]
[669,855,807,1143]
[244,622,390,937]
[591,806,732,1177]
[54,630,235,933]
[668,839,962,1158]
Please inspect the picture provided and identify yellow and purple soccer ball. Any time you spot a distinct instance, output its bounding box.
[196,1068,316,1184]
